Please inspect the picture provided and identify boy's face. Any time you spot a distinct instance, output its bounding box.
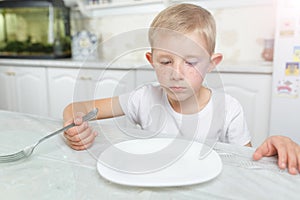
[146,30,221,102]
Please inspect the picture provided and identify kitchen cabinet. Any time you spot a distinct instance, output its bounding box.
[75,0,165,17]
[0,67,15,111]
[0,66,48,116]
[205,72,272,147]
[171,0,273,9]
[47,67,135,119]
[47,68,79,119]
[74,0,273,17]
[135,69,157,86]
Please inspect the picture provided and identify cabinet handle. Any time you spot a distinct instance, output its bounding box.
[5,71,16,76]
[80,76,92,81]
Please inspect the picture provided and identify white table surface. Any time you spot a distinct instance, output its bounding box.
[0,110,299,200]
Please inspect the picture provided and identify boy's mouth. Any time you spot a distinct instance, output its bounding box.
[169,86,186,92]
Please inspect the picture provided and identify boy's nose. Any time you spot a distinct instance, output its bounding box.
[171,63,184,80]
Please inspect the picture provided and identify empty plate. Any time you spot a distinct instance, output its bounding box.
[97,138,222,187]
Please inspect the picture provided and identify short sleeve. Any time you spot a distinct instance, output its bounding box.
[223,96,252,145]
[118,88,144,125]
[118,83,164,128]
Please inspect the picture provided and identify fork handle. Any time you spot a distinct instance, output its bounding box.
[37,108,99,144]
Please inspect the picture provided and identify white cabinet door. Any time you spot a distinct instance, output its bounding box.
[47,68,135,119]
[14,67,48,116]
[0,66,48,116]
[135,69,157,87]
[0,67,17,111]
[89,68,135,99]
[47,68,79,119]
[206,72,272,147]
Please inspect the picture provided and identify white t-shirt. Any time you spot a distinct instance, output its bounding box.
[119,83,251,146]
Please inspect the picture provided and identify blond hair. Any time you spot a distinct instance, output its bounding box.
[149,3,216,55]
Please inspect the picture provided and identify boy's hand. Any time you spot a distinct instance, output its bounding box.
[253,136,300,175]
[63,112,98,150]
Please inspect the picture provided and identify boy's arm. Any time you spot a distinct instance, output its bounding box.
[63,96,125,123]
[63,96,125,150]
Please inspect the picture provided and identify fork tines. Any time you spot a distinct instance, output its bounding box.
[0,151,26,163]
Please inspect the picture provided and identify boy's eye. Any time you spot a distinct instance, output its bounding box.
[185,57,199,66]
[160,61,171,65]
[185,61,198,66]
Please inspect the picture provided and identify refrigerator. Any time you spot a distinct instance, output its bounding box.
[269,0,300,143]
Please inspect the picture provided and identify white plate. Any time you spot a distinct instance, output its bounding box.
[97,138,222,187]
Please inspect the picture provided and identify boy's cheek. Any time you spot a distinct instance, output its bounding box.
[194,65,209,77]
[155,71,168,81]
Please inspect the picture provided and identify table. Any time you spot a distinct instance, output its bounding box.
[0,110,299,200]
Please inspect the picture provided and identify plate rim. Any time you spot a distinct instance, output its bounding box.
[97,138,223,187]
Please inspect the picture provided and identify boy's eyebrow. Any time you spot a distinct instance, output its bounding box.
[153,49,209,60]
[184,55,202,59]
[155,54,206,61]
[153,51,173,57]
[155,50,203,57]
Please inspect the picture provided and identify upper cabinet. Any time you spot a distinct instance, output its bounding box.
[75,0,165,17]
[74,0,274,17]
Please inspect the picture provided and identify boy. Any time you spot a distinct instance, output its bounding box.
[63,4,300,174]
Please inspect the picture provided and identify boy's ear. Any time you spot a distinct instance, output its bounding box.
[207,53,223,72]
[145,52,153,64]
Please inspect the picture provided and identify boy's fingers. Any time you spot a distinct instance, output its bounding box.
[74,112,85,125]
[253,141,269,161]
[63,112,87,137]
[63,112,97,151]
[297,149,300,172]
[67,131,97,150]
[287,154,298,175]
[65,122,88,137]
[68,134,95,148]
[69,142,93,150]
[276,146,287,170]
[67,126,92,142]
[65,139,93,150]
[74,116,82,125]
[253,149,263,161]
[286,145,299,175]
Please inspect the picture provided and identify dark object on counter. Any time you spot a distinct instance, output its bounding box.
[0,0,71,59]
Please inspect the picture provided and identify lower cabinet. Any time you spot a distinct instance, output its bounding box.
[47,68,79,119]
[0,67,15,112]
[0,66,48,116]
[135,69,157,86]
[206,72,272,147]
[47,68,135,119]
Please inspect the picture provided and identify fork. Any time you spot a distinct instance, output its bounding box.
[0,108,98,163]
[215,148,285,172]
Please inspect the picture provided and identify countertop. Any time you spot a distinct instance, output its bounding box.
[0,58,273,74]
[0,110,299,200]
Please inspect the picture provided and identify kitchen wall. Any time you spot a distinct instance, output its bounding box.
[71,4,276,64]
[212,5,275,64]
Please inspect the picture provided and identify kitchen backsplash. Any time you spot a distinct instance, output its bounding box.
[71,4,275,63]
[212,6,275,64]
